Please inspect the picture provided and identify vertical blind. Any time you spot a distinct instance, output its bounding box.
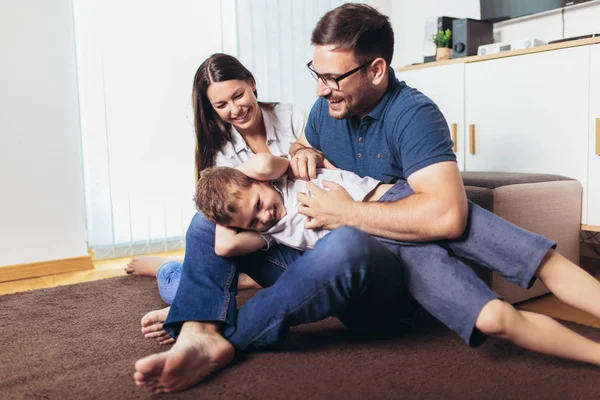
[74,0,364,259]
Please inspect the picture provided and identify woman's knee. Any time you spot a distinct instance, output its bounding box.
[475,299,517,338]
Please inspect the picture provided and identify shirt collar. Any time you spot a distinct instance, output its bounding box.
[229,125,247,154]
[229,105,276,154]
[365,67,400,121]
[262,105,278,145]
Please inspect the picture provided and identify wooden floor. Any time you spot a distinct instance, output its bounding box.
[1,251,600,328]
[0,250,184,296]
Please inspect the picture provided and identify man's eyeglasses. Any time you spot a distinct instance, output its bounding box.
[306,60,373,90]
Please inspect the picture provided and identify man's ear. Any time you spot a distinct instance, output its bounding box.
[369,58,388,86]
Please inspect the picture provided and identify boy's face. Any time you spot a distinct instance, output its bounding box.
[228,182,287,232]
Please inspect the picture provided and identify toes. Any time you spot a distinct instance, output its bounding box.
[142,323,165,334]
[144,330,168,339]
[135,353,165,376]
[141,312,162,327]
[159,338,175,345]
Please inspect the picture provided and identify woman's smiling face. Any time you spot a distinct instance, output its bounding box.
[206,79,261,132]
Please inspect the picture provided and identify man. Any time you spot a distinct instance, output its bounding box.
[134,4,600,393]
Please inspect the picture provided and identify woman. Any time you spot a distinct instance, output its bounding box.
[125,53,308,343]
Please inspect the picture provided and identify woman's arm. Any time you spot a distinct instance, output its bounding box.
[214,224,268,257]
[236,153,289,181]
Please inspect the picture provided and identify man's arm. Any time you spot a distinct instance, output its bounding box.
[214,225,268,257]
[298,161,468,241]
[235,153,289,181]
[289,132,337,181]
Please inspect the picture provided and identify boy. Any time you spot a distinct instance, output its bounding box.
[197,153,393,254]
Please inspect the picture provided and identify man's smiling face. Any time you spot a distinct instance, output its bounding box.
[311,45,375,119]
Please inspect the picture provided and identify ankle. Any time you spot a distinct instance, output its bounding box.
[181,321,221,336]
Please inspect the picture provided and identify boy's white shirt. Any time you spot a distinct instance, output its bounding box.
[261,168,381,251]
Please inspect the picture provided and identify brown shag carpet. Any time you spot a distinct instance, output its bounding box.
[1,275,599,399]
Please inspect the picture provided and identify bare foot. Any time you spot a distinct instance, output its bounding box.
[238,273,262,291]
[133,322,234,393]
[125,256,171,277]
[142,307,174,345]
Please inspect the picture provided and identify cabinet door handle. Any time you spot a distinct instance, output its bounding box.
[469,124,476,155]
[596,118,600,156]
[451,123,458,152]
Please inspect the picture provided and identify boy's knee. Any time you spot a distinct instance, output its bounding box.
[475,299,516,338]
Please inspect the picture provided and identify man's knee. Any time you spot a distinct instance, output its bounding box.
[307,227,376,276]
[318,226,372,258]
[475,299,516,338]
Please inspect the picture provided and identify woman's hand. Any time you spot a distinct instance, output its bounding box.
[290,147,337,181]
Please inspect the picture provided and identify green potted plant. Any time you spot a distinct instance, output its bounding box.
[431,29,452,61]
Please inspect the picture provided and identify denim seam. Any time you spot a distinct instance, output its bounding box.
[246,269,359,347]
[264,256,289,269]
[220,265,237,321]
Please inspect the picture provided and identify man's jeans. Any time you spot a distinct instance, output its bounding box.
[163,182,555,349]
[163,215,419,351]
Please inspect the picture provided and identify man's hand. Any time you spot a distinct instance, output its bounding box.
[297,181,355,230]
[290,147,337,181]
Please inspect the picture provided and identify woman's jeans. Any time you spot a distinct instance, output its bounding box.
[161,181,555,350]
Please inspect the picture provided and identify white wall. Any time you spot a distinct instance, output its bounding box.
[0,0,88,266]
[390,0,600,68]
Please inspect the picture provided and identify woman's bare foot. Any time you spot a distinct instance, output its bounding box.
[142,307,174,345]
[125,256,171,277]
[134,322,234,393]
[238,273,262,291]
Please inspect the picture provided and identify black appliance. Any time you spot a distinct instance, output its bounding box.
[480,0,595,23]
[452,19,494,58]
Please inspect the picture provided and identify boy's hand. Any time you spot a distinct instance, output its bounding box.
[297,181,355,230]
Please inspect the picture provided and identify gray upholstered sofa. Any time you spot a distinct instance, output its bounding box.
[462,172,582,304]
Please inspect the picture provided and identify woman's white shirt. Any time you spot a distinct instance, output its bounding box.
[213,103,306,168]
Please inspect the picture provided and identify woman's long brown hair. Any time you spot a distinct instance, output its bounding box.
[192,53,260,176]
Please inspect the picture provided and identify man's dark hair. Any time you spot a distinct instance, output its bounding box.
[311,3,394,67]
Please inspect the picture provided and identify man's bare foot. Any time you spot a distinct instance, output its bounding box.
[125,256,172,277]
[133,322,234,393]
[142,307,174,345]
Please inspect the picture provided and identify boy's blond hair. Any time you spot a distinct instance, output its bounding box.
[195,167,258,225]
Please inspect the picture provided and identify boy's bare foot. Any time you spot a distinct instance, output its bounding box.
[142,307,174,345]
[134,322,234,393]
[125,256,171,277]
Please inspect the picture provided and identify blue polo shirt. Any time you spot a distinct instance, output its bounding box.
[304,68,455,184]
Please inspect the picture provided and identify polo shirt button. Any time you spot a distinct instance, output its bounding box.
[358,153,362,158]
[358,137,363,142]
[377,154,381,159]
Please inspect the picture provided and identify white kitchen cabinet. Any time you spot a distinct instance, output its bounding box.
[587,44,600,227]
[398,64,466,170]
[464,47,591,223]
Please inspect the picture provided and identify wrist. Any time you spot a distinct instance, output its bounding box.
[344,201,360,227]
[290,146,306,158]
[291,146,317,158]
